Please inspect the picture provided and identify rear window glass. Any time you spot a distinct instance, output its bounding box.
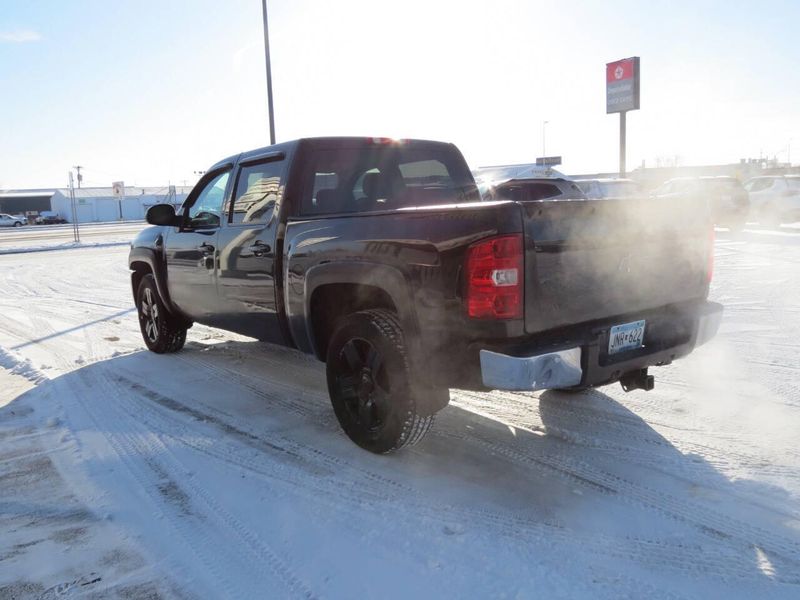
[301,145,479,215]
[494,182,563,201]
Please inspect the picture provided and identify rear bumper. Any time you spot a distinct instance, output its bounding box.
[480,347,583,390]
[474,300,723,391]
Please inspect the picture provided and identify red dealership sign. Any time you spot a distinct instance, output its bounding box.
[606,57,640,113]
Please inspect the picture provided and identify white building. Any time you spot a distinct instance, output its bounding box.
[0,185,193,223]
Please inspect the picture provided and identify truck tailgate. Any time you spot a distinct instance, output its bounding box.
[521,196,712,334]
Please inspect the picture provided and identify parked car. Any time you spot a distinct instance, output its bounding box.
[34,211,67,225]
[743,175,800,227]
[130,137,722,453]
[651,176,750,230]
[473,165,586,202]
[0,213,25,227]
[574,178,641,199]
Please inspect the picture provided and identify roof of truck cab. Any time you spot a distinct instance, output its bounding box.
[208,137,457,172]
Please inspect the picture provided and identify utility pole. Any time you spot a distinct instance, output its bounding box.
[261,0,276,145]
[72,165,83,188]
[68,171,80,243]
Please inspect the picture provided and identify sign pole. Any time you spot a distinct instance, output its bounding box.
[606,57,639,178]
[619,111,627,177]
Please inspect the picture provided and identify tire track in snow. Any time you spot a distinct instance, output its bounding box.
[16,314,318,600]
[436,424,800,570]
[71,366,318,600]
[107,362,798,588]
[452,389,800,483]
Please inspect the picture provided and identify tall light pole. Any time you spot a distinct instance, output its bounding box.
[542,121,549,159]
[261,0,276,145]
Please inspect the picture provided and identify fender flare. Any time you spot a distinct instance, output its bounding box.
[128,246,189,323]
[292,261,419,359]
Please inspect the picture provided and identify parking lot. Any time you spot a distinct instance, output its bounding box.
[1,224,799,598]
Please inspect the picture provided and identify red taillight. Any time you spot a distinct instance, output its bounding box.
[465,234,523,319]
[707,228,715,283]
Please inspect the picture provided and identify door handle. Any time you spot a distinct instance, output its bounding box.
[198,242,215,255]
[248,241,271,257]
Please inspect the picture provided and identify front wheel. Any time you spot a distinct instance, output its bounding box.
[326,309,443,453]
[136,273,187,353]
[14,222,22,227]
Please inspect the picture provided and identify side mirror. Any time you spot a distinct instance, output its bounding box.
[146,204,181,227]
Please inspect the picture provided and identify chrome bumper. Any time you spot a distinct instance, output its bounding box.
[478,303,723,392]
[695,303,723,347]
[480,347,583,391]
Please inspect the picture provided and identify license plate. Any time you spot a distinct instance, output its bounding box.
[608,320,646,355]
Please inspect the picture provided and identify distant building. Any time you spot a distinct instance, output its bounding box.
[0,185,193,223]
[571,158,800,191]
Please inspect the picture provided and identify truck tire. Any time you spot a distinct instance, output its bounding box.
[326,309,437,453]
[136,274,187,354]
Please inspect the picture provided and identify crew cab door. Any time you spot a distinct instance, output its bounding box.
[165,169,232,322]
[215,153,287,342]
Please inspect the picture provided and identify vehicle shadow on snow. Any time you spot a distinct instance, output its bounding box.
[4,344,800,593]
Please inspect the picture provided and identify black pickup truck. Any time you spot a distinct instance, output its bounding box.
[129,137,722,453]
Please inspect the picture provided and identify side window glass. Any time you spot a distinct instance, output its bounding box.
[229,160,285,224]
[188,171,230,228]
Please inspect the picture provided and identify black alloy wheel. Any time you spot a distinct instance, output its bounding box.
[326,309,437,453]
[136,274,187,354]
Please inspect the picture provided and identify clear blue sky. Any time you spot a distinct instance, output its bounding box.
[2,0,799,188]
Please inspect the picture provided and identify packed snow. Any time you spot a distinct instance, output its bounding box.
[1,225,799,599]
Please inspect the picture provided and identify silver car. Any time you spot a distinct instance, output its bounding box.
[744,175,800,227]
[0,213,25,227]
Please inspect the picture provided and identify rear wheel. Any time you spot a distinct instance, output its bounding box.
[136,274,187,353]
[326,309,441,453]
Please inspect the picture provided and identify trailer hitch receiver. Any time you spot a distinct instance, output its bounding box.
[620,368,654,392]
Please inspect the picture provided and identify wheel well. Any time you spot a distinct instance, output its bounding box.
[310,283,397,360]
[130,261,152,299]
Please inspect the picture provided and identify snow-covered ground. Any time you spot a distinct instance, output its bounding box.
[1,226,799,599]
